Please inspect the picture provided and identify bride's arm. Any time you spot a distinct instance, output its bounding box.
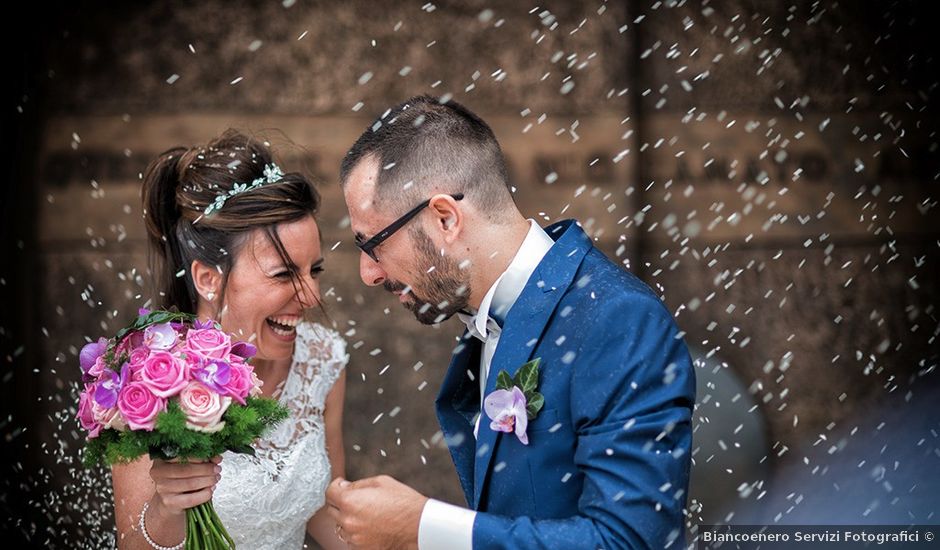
[307,369,348,549]
[112,454,221,549]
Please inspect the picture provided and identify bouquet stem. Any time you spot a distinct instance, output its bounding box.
[185,501,235,549]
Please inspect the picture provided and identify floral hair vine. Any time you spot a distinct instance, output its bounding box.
[202,163,285,216]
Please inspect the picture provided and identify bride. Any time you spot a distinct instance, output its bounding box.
[111,129,347,549]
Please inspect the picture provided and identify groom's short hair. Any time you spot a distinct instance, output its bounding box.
[340,95,517,222]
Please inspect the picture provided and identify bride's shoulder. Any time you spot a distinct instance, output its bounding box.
[292,321,349,369]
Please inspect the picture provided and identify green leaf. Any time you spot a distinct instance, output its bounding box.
[514,358,541,393]
[115,310,196,341]
[526,392,545,420]
[496,370,514,391]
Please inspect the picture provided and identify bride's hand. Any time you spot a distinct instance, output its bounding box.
[148,455,223,516]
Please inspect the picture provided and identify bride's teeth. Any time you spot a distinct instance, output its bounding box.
[267,315,299,328]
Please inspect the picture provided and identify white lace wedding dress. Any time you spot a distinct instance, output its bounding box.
[213,322,348,549]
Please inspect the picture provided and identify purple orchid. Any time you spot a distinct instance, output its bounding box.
[230,341,257,359]
[193,318,216,330]
[193,360,232,394]
[94,363,131,409]
[80,338,109,379]
[138,307,151,316]
[484,386,530,445]
[143,322,179,350]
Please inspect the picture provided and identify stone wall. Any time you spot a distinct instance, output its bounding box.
[2,0,938,546]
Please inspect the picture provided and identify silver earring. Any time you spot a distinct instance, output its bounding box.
[206,291,216,301]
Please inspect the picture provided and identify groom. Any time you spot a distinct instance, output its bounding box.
[327,95,695,549]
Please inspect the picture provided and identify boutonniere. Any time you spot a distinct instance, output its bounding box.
[483,358,544,445]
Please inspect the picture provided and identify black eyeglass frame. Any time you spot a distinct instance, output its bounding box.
[355,193,464,262]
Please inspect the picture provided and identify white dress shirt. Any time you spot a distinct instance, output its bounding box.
[418,220,554,550]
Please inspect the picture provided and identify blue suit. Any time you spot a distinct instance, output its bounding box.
[435,220,695,549]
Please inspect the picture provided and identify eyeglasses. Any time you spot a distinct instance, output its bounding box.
[355,193,464,262]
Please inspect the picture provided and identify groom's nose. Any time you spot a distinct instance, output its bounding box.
[359,252,386,286]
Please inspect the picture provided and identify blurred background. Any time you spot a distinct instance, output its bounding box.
[1,1,938,548]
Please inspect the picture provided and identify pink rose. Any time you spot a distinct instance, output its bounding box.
[223,362,254,405]
[178,382,231,433]
[249,370,264,397]
[125,347,150,381]
[117,382,166,431]
[184,329,232,361]
[127,347,150,368]
[92,399,127,432]
[139,351,189,398]
[77,387,101,438]
[236,356,265,397]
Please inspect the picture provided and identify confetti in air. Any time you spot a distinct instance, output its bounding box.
[3,1,939,547]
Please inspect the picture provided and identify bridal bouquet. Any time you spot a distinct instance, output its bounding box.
[76,308,289,550]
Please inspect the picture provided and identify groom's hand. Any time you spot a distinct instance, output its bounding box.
[326,475,428,550]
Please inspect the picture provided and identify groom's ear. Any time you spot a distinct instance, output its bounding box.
[191,260,222,302]
[427,193,462,244]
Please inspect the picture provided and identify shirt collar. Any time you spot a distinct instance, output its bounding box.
[457,220,554,340]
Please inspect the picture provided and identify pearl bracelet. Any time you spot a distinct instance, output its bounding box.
[139,501,186,550]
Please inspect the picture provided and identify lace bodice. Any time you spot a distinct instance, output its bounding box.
[213,322,348,549]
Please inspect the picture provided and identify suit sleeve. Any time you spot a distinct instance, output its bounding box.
[471,293,696,550]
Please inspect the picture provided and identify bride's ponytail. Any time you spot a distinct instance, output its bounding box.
[141,147,195,312]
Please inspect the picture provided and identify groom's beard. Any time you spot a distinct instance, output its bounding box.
[384,229,470,325]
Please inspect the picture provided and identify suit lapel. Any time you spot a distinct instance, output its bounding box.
[435,333,481,505]
[472,220,593,509]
